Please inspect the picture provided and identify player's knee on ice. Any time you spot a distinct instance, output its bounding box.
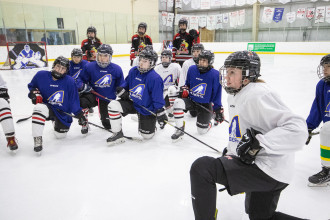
[140,132,155,140]
[54,131,67,139]
[197,126,209,135]
[173,98,185,109]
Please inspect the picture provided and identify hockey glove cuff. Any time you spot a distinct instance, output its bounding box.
[0,88,10,100]
[214,106,224,124]
[236,128,262,165]
[29,89,43,105]
[116,87,130,101]
[156,108,168,129]
[305,129,313,145]
[179,86,189,98]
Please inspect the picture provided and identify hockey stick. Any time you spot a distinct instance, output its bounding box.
[57,109,142,142]
[16,116,32,123]
[90,90,220,153]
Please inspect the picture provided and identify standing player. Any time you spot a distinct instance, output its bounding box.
[155,50,182,121]
[190,51,308,220]
[171,50,223,141]
[0,75,18,152]
[172,18,200,66]
[81,26,102,62]
[107,49,167,145]
[306,54,330,186]
[130,22,153,66]
[77,44,125,133]
[28,56,87,154]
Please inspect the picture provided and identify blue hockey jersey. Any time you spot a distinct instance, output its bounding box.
[68,60,88,80]
[122,66,165,115]
[28,71,82,127]
[306,79,330,130]
[77,62,125,102]
[185,65,222,110]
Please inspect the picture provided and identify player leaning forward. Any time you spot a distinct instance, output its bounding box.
[190,51,308,220]
[107,49,167,145]
[0,75,18,152]
[306,54,330,186]
[28,56,87,154]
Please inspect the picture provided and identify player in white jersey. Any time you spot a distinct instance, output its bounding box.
[190,51,308,220]
[0,75,18,152]
[155,50,181,121]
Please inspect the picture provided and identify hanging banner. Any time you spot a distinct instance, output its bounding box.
[199,15,207,27]
[326,6,330,23]
[183,0,191,4]
[162,12,168,26]
[246,0,257,5]
[189,16,199,30]
[229,11,238,28]
[273,8,284,23]
[192,0,201,9]
[216,14,223,29]
[286,12,296,23]
[167,13,175,27]
[201,0,211,9]
[175,0,183,8]
[207,15,216,30]
[236,0,246,6]
[223,13,229,23]
[297,8,306,19]
[238,9,246,26]
[175,14,182,25]
[211,0,221,7]
[306,7,315,20]
[279,0,290,4]
[168,0,174,7]
[225,0,235,6]
[262,7,274,23]
[315,6,325,23]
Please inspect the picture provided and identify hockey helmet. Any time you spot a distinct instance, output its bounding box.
[96,44,113,68]
[52,56,69,79]
[138,22,147,32]
[178,18,188,26]
[317,54,330,83]
[161,50,172,68]
[71,48,83,58]
[87,26,97,34]
[192,43,205,63]
[197,50,214,73]
[138,49,158,73]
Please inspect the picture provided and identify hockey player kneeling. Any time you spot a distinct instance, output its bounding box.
[28,56,87,155]
[171,50,223,142]
[190,51,308,220]
[107,49,167,145]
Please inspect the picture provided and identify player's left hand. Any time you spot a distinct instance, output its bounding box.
[76,111,88,126]
[236,128,262,165]
[0,88,10,100]
[156,108,168,129]
[214,106,224,124]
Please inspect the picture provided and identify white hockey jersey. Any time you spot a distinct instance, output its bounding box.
[179,58,195,87]
[154,63,181,91]
[226,82,308,184]
[0,75,7,89]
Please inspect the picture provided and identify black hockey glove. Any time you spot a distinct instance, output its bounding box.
[28,89,43,105]
[116,87,130,101]
[79,83,92,94]
[156,108,168,129]
[236,128,262,165]
[305,129,313,145]
[76,111,88,126]
[222,147,228,157]
[189,29,199,40]
[179,86,189,98]
[0,88,10,100]
[214,107,224,124]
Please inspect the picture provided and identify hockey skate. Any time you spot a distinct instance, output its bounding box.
[106,130,125,146]
[6,136,18,153]
[171,121,185,142]
[34,136,43,156]
[81,124,89,135]
[308,167,330,187]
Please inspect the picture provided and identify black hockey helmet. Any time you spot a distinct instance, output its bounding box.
[87,26,97,34]
[138,49,158,73]
[143,45,153,51]
[192,43,204,63]
[220,51,261,95]
[96,44,113,68]
[178,18,188,26]
[317,54,330,83]
[161,50,172,68]
[52,56,69,79]
[71,48,83,58]
[197,50,214,73]
[138,22,147,31]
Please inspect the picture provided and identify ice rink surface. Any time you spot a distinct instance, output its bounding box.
[0,54,329,220]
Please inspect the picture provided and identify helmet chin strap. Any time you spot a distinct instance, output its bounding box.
[51,70,65,80]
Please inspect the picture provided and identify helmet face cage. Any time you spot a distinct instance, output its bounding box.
[317,55,330,83]
[52,56,69,79]
[197,50,214,73]
[138,22,147,32]
[138,50,158,73]
[96,44,113,68]
[161,50,172,68]
[71,49,83,63]
[219,65,246,95]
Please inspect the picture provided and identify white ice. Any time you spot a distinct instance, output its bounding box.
[0,54,329,220]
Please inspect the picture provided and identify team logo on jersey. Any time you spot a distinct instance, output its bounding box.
[325,102,330,117]
[163,74,174,86]
[129,84,145,100]
[72,69,82,79]
[191,83,207,98]
[229,115,242,143]
[95,74,112,88]
[48,90,64,106]
[178,40,189,54]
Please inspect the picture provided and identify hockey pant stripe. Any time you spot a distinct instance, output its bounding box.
[32,116,46,122]
[0,107,11,112]
[32,121,45,126]
[0,112,11,118]
[0,116,12,122]
[32,104,49,137]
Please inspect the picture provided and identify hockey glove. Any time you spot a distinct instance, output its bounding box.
[214,106,225,124]
[76,111,88,126]
[0,88,10,100]
[116,87,130,101]
[130,48,136,61]
[222,147,228,157]
[305,129,313,145]
[236,128,262,165]
[79,83,92,94]
[156,108,168,129]
[179,86,189,98]
[29,89,43,105]
[189,29,199,39]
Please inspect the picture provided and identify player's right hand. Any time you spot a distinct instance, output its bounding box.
[29,89,43,105]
